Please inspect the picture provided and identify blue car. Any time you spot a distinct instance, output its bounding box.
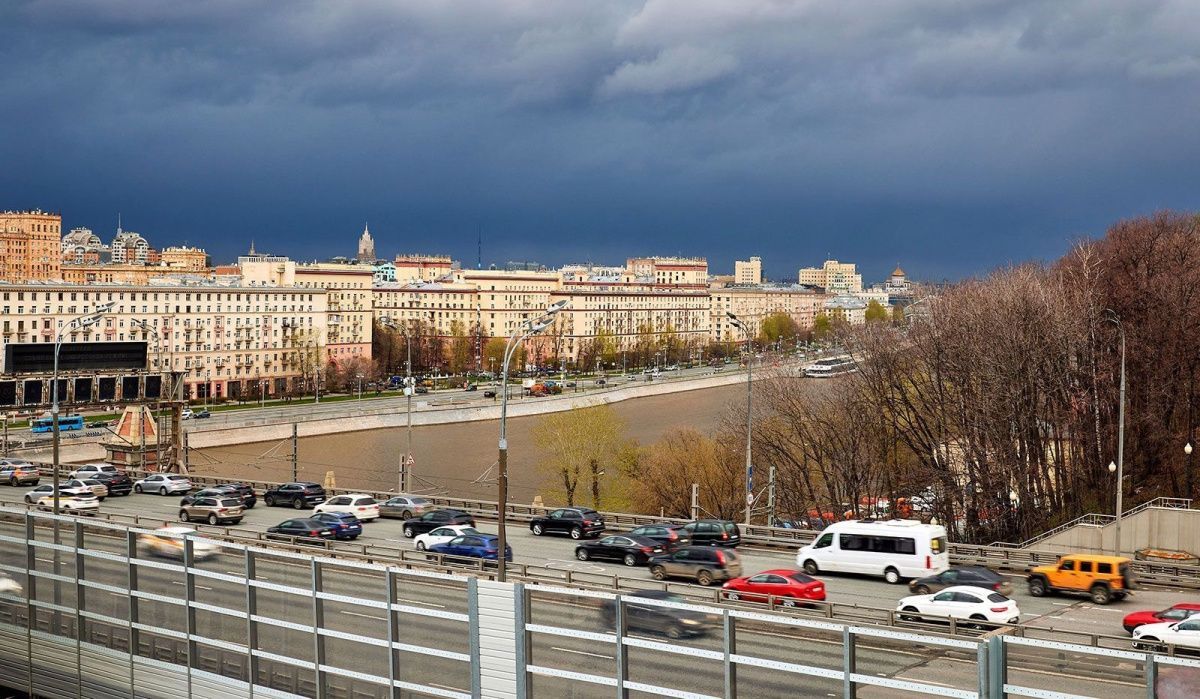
[310,512,363,540]
[429,533,513,562]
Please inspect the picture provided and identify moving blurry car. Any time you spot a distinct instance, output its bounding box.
[626,524,691,551]
[897,586,1021,626]
[265,518,336,544]
[0,459,39,486]
[310,512,363,540]
[428,533,512,561]
[36,493,99,515]
[722,569,826,605]
[134,474,192,495]
[908,566,1013,596]
[402,509,475,538]
[1124,603,1200,634]
[0,574,22,595]
[414,524,480,551]
[263,482,326,509]
[313,494,380,522]
[600,590,717,639]
[380,495,434,519]
[648,546,742,586]
[138,526,220,561]
[574,535,663,567]
[529,507,605,539]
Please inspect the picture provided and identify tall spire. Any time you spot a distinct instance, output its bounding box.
[363,221,369,235]
[117,212,122,236]
[248,239,256,256]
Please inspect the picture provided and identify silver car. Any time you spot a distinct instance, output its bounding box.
[380,495,434,519]
[25,482,92,503]
[135,474,193,495]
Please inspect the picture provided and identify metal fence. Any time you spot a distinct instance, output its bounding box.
[1,506,1199,699]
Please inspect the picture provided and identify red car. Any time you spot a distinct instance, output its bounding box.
[722,569,826,606]
[1123,603,1200,634]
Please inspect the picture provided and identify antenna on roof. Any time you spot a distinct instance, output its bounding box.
[117,212,122,236]
[477,223,482,270]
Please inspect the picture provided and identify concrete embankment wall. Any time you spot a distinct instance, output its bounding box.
[1031,507,1200,556]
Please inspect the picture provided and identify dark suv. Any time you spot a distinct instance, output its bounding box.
[263,482,327,509]
[529,507,606,540]
[213,482,257,508]
[648,546,743,586]
[402,509,476,538]
[627,524,691,551]
[89,470,133,497]
[682,519,741,547]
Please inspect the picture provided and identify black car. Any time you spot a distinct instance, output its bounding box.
[88,470,133,496]
[265,518,336,544]
[310,512,363,540]
[180,487,233,506]
[193,410,212,419]
[402,509,476,538]
[575,535,664,566]
[263,482,327,509]
[415,386,429,394]
[529,507,606,540]
[600,590,717,639]
[627,524,691,551]
[908,566,1014,596]
[483,390,497,398]
[682,519,741,547]
[218,482,257,509]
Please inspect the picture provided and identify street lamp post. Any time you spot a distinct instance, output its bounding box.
[726,312,754,526]
[381,317,415,492]
[498,300,568,582]
[204,369,210,411]
[1106,311,1126,555]
[53,303,115,514]
[133,318,165,468]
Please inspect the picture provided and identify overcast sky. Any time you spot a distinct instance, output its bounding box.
[3,1,1199,282]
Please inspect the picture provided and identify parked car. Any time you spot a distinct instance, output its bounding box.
[88,470,133,496]
[380,495,434,519]
[681,519,741,547]
[414,524,480,551]
[648,546,742,586]
[575,535,664,566]
[36,493,99,515]
[265,518,337,544]
[179,494,244,525]
[909,566,1013,596]
[137,526,220,561]
[0,459,40,486]
[600,590,717,639]
[181,409,194,420]
[134,474,192,496]
[722,569,826,605]
[313,493,380,521]
[1124,603,1200,634]
[402,509,475,538]
[529,507,606,539]
[428,533,512,562]
[897,586,1021,626]
[263,482,327,509]
[626,524,691,551]
[68,463,119,480]
[1133,614,1200,652]
[1027,554,1135,605]
[310,512,363,540]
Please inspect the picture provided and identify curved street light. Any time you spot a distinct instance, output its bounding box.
[726,311,754,526]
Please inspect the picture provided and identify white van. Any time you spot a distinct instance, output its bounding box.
[795,519,949,584]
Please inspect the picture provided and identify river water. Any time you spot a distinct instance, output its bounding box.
[193,383,743,503]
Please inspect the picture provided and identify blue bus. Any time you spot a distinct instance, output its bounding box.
[30,415,85,433]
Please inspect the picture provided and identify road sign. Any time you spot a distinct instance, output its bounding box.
[746,492,754,506]
[405,454,415,466]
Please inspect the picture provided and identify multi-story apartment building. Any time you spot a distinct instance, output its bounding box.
[61,227,105,264]
[372,279,481,337]
[798,259,863,294]
[456,268,561,340]
[626,257,708,288]
[61,264,205,286]
[0,281,328,400]
[357,224,376,263]
[709,284,829,343]
[394,254,453,282]
[111,230,150,265]
[0,210,62,283]
[734,257,763,285]
[160,246,208,271]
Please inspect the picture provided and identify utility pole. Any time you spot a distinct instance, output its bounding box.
[182,431,190,473]
[291,423,299,482]
[768,466,776,527]
[691,483,699,521]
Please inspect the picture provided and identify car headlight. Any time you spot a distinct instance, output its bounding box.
[681,618,701,625]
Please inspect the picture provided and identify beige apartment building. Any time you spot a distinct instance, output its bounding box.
[160,246,208,271]
[0,210,62,283]
[395,254,454,282]
[626,257,708,288]
[372,280,481,338]
[798,259,863,294]
[0,281,328,401]
[734,257,763,285]
[61,264,206,285]
[710,284,830,343]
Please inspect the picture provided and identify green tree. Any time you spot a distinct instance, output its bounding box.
[483,336,523,375]
[891,304,905,325]
[759,312,800,344]
[812,312,833,340]
[865,300,889,324]
[447,320,472,374]
[533,405,634,508]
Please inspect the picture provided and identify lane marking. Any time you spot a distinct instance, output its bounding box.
[550,646,613,660]
[339,610,385,621]
[169,580,214,591]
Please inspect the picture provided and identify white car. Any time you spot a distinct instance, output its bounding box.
[896,585,1021,626]
[68,463,119,480]
[25,482,93,503]
[181,409,194,420]
[313,494,380,521]
[137,526,220,561]
[1133,614,1200,652]
[414,524,481,551]
[135,474,193,495]
[36,494,99,515]
[0,574,21,595]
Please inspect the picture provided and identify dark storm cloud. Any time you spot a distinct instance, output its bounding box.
[2,0,1199,281]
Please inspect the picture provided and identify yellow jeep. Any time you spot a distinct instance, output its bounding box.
[1027,553,1135,605]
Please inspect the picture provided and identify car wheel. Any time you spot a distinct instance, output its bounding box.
[134,485,142,494]
[1028,578,1047,597]
[1090,585,1112,605]
[179,511,190,522]
[532,524,544,536]
[402,510,412,519]
[884,567,901,585]
[24,496,33,504]
[208,514,219,525]
[1136,636,1160,651]
[403,526,415,538]
[292,498,304,510]
[782,598,798,608]
[623,553,638,567]
[264,495,275,507]
[899,606,920,622]
[650,565,667,581]
[570,528,582,540]
[968,614,988,630]
[802,560,819,575]
[727,592,740,601]
[576,548,590,561]
[697,570,714,586]
[416,541,426,551]
[8,478,16,487]
[914,585,931,595]
[665,624,684,640]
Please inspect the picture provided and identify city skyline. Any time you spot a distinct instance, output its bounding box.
[5,3,1199,283]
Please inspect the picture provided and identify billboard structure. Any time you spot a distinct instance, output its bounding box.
[3,341,148,375]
